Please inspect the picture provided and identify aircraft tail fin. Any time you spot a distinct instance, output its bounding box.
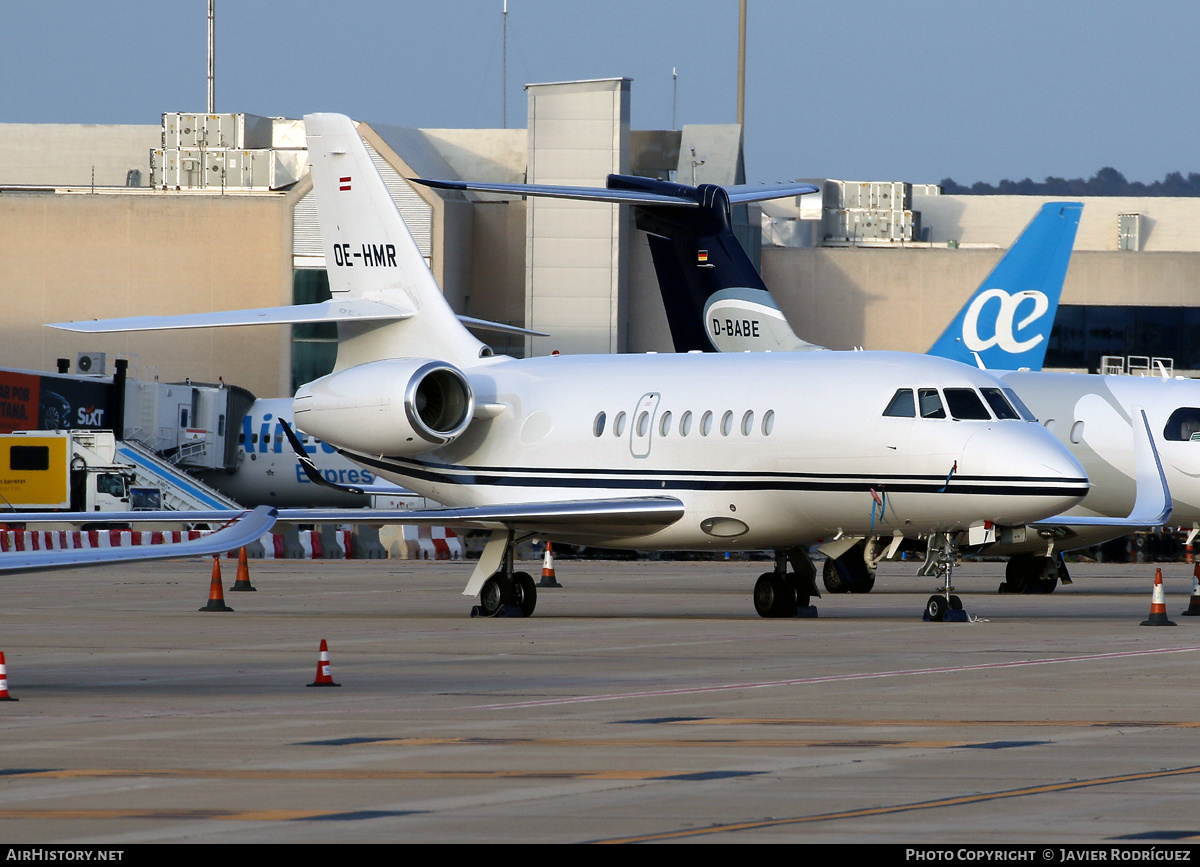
[414,174,823,353]
[304,113,486,369]
[927,202,1082,371]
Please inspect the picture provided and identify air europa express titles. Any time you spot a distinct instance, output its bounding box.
[332,243,398,267]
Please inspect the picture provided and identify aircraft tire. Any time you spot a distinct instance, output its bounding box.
[513,571,537,617]
[849,571,876,594]
[925,595,947,622]
[479,576,506,617]
[1004,555,1032,594]
[822,558,847,593]
[754,573,793,618]
[786,575,810,609]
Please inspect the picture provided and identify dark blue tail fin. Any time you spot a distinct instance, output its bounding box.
[413,174,821,352]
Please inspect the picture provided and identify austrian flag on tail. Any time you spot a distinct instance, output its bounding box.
[339,176,352,191]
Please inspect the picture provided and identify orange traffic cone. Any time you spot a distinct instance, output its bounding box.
[229,547,256,592]
[538,541,561,588]
[1183,562,1200,616]
[199,556,234,612]
[0,651,17,701]
[307,639,341,687]
[1141,568,1176,626]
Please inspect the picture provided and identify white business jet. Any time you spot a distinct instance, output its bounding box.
[48,114,1090,619]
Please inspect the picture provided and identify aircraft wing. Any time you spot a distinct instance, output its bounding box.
[1032,407,1172,529]
[275,497,686,533]
[0,506,277,575]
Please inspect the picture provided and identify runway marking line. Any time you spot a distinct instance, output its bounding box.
[469,646,1200,709]
[592,764,1200,843]
[297,736,973,749]
[673,718,1200,728]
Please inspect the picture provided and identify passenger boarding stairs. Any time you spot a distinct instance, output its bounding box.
[116,440,244,512]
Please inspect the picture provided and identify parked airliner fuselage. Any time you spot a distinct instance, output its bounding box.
[297,350,1088,550]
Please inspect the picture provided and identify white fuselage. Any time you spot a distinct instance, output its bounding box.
[998,370,1200,550]
[300,351,1088,550]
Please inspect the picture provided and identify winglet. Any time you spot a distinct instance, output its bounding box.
[1033,406,1172,529]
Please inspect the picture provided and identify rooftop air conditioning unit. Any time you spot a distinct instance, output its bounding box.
[76,352,106,375]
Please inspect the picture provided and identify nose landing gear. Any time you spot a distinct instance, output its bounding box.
[920,534,970,623]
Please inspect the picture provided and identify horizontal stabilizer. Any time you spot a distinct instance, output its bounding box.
[48,299,417,333]
[414,177,818,207]
[0,506,277,574]
[47,301,544,338]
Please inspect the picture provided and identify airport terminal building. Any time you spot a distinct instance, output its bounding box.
[3,76,1199,400]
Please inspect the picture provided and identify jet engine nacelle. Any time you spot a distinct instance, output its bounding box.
[293,358,474,456]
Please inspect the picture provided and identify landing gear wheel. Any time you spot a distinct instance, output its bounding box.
[513,571,537,617]
[786,575,810,609]
[949,594,963,611]
[925,595,948,622]
[479,576,507,617]
[754,573,795,618]
[1003,555,1031,594]
[822,558,847,593]
[849,571,876,594]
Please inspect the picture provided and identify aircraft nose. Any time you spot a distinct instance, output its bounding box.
[961,423,1089,522]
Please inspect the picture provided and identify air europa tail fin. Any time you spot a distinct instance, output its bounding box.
[304,113,486,370]
[928,202,1082,371]
[414,174,822,353]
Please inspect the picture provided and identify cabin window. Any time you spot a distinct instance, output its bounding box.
[1164,407,1200,441]
[883,389,915,417]
[680,411,693,436]
[9,446,49,472]
[721,410,734,436]
[614,411,627,437]
[1003,388,1038,422]
[980,387,1021,420]
[918,388,946,419]
[944,388,992,420]
[636,411,650,437]
[238,433,246,445]
[593,411,606,437]
[701,411,713,436]
[659,411,673,437]
[741,410,754,436]
[1070,420,1086,444]
[762,410,775,436]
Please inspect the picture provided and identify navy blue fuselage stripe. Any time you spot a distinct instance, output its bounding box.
[342,451,1086,497]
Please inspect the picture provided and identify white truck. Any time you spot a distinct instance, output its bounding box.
[0,430,161,514]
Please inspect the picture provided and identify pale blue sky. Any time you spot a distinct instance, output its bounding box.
[2,1,1195,186]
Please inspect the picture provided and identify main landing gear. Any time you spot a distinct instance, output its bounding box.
[471,531,539,618]
[1000,553,1066,594]
[754,548,820,618]
[822,540,877,594]
[919,534,970,623]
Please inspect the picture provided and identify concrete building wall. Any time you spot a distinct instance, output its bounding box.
[761,245,1200,357]
[915,194,1200,252]
[524,79,631,356]
[0,190,291,397]
[0,124,159,187]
